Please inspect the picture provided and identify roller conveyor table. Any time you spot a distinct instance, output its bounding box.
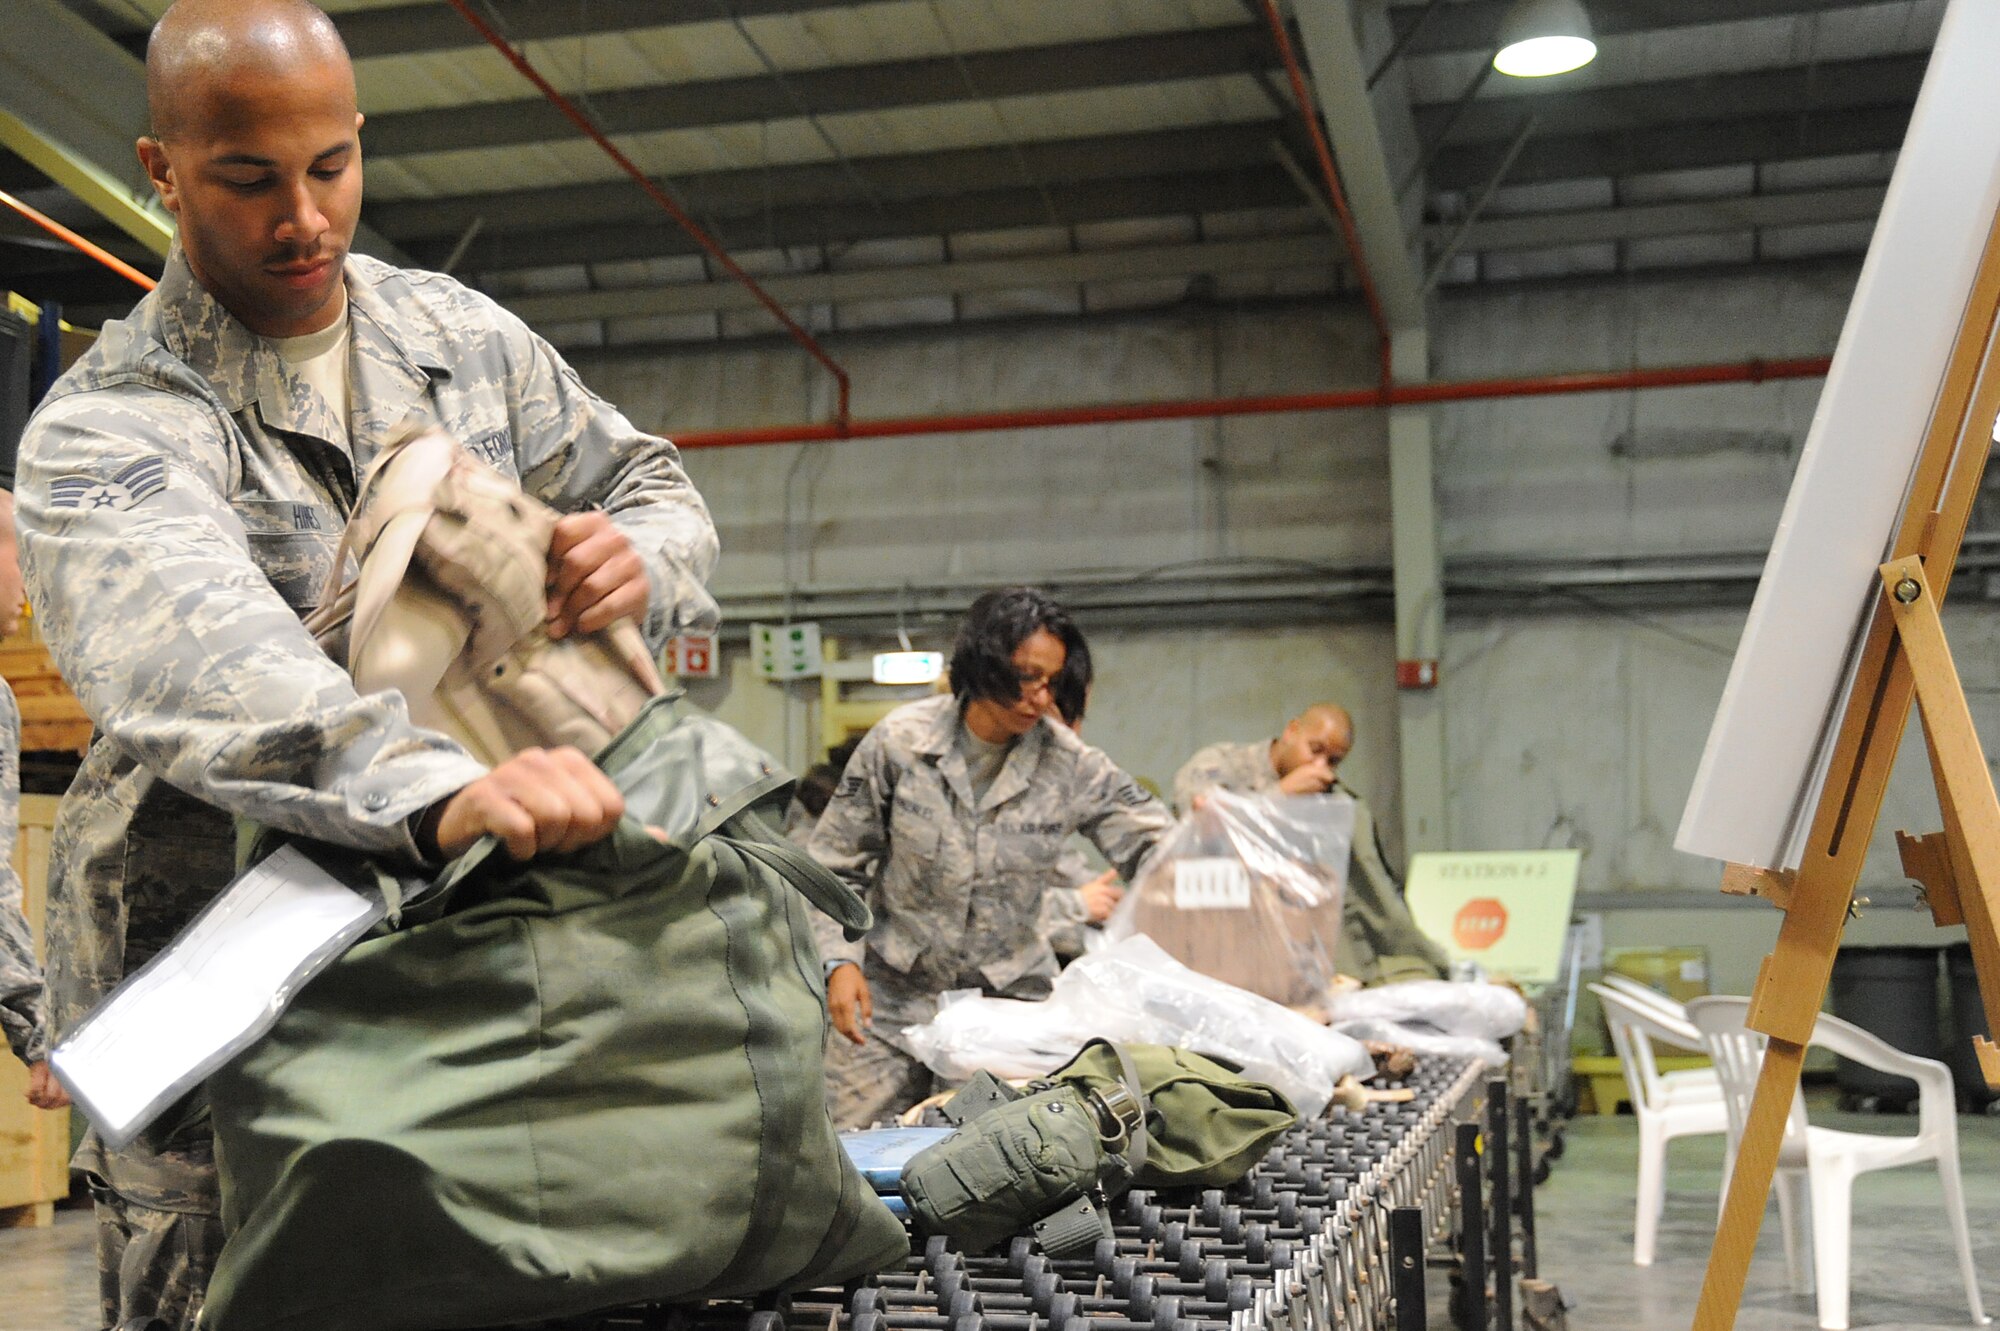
[486,1056,1525,1331]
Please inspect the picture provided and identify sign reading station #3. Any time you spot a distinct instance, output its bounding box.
[1404,850,1581,985]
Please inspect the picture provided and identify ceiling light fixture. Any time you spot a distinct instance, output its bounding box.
[1493,0,1597,78]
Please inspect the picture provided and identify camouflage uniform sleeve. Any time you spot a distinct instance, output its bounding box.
[1171,744,1235,815]
[0,680,44,1065]
[487,300,720,649]
[18,392,490,861]
[1350,797,1450,976]
[1074,747,1176,881]
[805,727,895,970]
[1038,845,1094,935]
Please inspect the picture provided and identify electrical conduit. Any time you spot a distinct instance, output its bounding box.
[669,357,1832,448]
[443,0,853,428]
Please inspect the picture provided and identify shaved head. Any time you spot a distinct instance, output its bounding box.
[138,0,364,337]
[148,0,352,143]
[1271,703,1354,783]
[1293,703,1352,735]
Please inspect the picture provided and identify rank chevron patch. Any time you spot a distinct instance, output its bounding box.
[48,456,168,512]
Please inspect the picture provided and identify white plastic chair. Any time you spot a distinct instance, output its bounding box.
[1588,982,1731,1265]
[1596,975,1729,1110]
[1685,995,1987,1330]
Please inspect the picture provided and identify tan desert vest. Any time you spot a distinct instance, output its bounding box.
[305,423,664,764]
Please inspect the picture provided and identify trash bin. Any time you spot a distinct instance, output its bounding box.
[1827,946,1943,1109]
[1945,943,1995,1108]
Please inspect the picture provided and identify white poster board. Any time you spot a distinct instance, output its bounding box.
[1676,0,2000,871]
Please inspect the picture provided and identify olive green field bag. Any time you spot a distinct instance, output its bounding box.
[899,1041,1298,1257]
[201,698,910,1331]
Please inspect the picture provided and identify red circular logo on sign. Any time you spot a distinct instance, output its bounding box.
[1452,897,1508,951]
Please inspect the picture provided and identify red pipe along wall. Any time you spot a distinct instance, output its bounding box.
[669,357,1834,449]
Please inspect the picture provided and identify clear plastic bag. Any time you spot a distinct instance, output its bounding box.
[1328,1017,1509,1071]
[1099,790,1353,1007]
[1324,979,1528,1040]
[898,988,1164,1083]
[901,935,1373,1118]
[1323,979,1529,1072]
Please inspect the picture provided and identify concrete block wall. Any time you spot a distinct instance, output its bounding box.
[567,257,1989,992]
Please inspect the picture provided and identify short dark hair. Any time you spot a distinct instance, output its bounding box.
[950,586,1091,718]
[1049,633,1092,727]
[794,763,841,820]
[793,737,862,820]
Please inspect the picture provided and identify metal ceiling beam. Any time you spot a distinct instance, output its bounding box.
[0,258,154,306]
[1430,104,1911,191]
[0,0,419,266]
[86,0,883,57]
[1414,53,1925,145]
[1388,0,1902,62]
[1290,0,1425,330]
[451,168,1304,273]
[1425,184,1887,253]
[363,24,1276,159]
[88,0,1879,69]
[0,0,171,257]
[0,151,55,193]
[332,0,871,61]
[501,234,1338,325]
[368,120,1289,241]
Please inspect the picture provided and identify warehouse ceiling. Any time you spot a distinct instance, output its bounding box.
[0,0,1941,348]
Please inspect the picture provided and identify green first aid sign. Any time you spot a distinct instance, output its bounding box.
[751,621,822,680]
[1404,849,1581,985]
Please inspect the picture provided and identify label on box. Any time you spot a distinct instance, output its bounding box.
[1174,858,1252,910]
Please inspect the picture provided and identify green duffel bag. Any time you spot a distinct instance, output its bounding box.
[901,1041,1297,1257]
[202,697,909,1331]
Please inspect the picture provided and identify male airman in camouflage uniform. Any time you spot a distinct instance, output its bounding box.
[0,490,65,1113]
[0,677,41,1070]
[809,589,1172,1128]
[18,3,717,1324]
[1172,706,1449,983]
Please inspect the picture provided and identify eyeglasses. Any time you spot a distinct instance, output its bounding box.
[1015,669,1057,699]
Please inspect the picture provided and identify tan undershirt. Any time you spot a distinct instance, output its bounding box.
[269,290,352,445]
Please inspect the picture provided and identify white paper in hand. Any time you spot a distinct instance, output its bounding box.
[51,845,386,1150]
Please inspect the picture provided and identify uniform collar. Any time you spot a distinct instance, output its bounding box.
[154,243,451,466]
[343,252,451,468]
[925,700,1051,813]
[980,721,1049,812]
[911,696,962,758]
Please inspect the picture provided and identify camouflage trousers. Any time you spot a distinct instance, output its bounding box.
[824,1022,940,1131]
[822,962,1061,1129]
[822,968,947,1130]
[76,1105,223,1331]
[88,1178,223,1331]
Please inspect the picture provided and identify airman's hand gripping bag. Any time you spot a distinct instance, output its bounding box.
[201,426,908,1331]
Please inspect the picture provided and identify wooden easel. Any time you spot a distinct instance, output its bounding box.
[1692,203,2000,1328]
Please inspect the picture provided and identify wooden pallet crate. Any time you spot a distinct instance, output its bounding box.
[0,616,90,755]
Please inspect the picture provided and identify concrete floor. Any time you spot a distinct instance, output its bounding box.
[6,1101,1999,1331]
[1525,1100,2000,1330]
[3,1203,96,1330]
